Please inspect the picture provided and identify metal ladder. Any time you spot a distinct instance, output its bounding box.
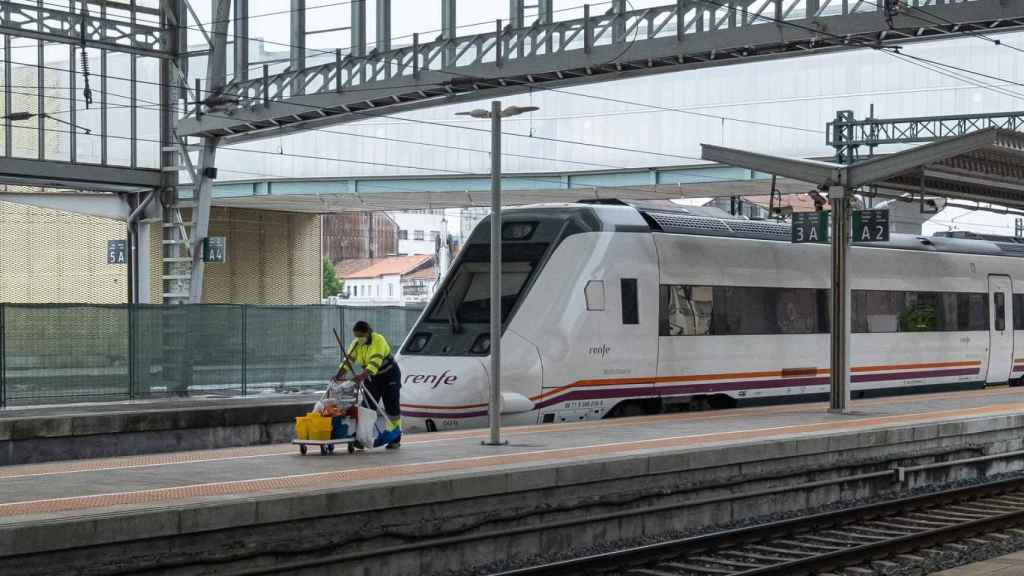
[162,204,192,304]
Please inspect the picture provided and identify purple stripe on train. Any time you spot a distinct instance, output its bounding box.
[401,367,981,419]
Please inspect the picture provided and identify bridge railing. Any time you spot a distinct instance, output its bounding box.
[0,304,424,407]
[216,0,905,112]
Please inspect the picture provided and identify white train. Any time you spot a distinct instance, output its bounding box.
[396,201,1023,432]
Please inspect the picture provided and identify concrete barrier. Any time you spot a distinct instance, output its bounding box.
[0,398,314,465]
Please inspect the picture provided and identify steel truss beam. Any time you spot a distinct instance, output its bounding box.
[0,157,161,192]
[828,110,1024,149]
[177,0,1024,142]
[0,1,171,57]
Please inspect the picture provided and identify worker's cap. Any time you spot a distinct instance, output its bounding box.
[353,320,372,334]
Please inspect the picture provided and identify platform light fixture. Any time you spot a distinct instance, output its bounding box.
[454,101,539,447]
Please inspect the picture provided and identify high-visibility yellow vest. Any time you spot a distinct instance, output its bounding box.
[342,332,392,376]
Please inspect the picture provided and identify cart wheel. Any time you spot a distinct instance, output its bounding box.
[319,445,328,455]
[299,444,307,455]
[347,443,355,454]
[327,443,335,454]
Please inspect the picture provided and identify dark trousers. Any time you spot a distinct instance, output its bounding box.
[366,364,401,422]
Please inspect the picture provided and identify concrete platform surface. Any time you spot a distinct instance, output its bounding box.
[934,551,1024,575]
[0,394,318,465]
[0,387,1021,523]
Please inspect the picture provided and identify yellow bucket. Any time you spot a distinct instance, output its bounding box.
[307,414,333,441]
[294,416,310,440]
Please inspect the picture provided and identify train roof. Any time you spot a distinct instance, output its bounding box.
[556,200,1024,259]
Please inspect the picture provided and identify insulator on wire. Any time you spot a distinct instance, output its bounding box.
[79,48,93,108]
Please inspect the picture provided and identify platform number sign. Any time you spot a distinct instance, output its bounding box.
[853,209,890,242]
[791,212,828,244]
[107,240,127,264]
[202,236,227,263]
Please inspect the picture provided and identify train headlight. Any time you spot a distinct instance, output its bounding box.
[470,334,491,354]
[406,332,431,353]
[502,222,536,240]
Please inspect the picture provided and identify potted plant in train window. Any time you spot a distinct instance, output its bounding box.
[899,305,938,332]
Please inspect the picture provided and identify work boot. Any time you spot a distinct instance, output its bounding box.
[386,432,401,450]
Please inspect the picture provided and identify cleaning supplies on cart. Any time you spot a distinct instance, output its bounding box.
[355,405,401,448]
[314,379,356,415]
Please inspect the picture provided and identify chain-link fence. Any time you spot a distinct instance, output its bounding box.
[0,304,424,407]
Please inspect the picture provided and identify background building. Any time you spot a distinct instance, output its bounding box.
[322,212,398,263]
[339,255,436,306]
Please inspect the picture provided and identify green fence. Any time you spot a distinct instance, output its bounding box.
[0,304,424,407]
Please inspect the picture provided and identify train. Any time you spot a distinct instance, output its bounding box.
[395,201,1023,432]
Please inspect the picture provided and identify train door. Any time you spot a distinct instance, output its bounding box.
[986,275,1014,383]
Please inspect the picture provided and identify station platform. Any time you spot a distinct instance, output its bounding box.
[2,387,1024,575]
[0,394,316,465]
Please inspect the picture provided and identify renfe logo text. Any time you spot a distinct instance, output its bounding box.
[405,370,458,389]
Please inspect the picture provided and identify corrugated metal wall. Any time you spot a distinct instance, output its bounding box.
[0,201,128,303]
[0,203,321,305]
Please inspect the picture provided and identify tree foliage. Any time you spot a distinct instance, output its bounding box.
[323,258,345,297]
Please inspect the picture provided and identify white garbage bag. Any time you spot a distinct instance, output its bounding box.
[355,405,380,447]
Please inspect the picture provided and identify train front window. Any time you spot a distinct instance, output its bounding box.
[426,242,549,328]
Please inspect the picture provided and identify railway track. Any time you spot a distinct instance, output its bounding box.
[494,477,1024,576]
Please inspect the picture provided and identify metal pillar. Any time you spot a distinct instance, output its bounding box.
[509,0,525,28]
[291,0,305,94]
[442,0,456,67]
[828,110,857,413]
[376,0,391,51]
[188,0,230,304]
[612,0,627,43]
[234,0,248,82]
[537,0,553,23]
[488,100,504,446]
[829,189,851,413]
[352,0,366,57]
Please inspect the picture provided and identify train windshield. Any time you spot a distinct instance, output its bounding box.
[426,242,548,327]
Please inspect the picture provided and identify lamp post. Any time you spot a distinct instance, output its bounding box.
[455,101,539,446]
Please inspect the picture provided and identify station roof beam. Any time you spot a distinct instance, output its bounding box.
[176,0,1024,144]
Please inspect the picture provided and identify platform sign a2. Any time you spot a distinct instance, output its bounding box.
[791,212,829,244]
[853,209,890,242]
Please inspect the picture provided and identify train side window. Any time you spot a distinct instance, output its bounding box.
[585,280,605,311]
[1014,294,1024,330]
[995,292,1006,331]
[621,278,639,325]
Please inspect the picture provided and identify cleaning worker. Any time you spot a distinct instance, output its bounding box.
[334,321,402,449]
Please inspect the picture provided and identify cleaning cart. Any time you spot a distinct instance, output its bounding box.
[292,380,392,455]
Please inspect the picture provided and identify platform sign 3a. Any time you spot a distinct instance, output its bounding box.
[853,209,890,242]
[791,212,829,244]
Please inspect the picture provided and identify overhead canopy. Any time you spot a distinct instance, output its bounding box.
[205,179,817,212]
[702,127,1024,207]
